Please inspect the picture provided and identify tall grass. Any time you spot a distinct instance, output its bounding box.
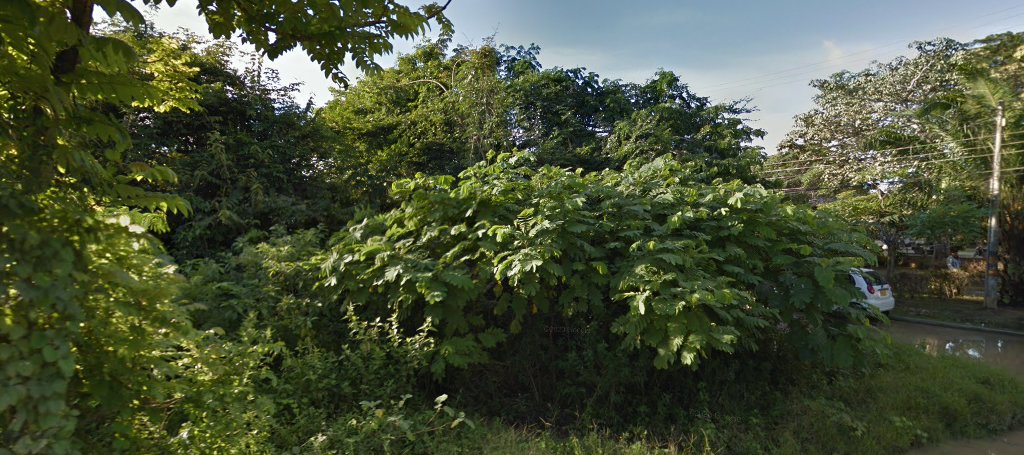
[432,343,1024,454]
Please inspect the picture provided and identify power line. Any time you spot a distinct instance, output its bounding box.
[765,150,1024,183]
[777,185,857,193]
[700,36,917,89]
[702,43,907,89]
[776,167,1024,193]
[916,147,1024,166]
[768,137,1024,170]
[763,139,1024,175]
[763,131,1024,168]
[701,56,901,97]
[767,145,1024,176]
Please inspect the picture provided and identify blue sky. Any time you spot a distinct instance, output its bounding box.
[142,0,1024,153]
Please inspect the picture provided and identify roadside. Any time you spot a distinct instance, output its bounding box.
[891,296,1024,332]
[888,321,1024,455]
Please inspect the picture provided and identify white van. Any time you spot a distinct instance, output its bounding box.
[849,268,895,314]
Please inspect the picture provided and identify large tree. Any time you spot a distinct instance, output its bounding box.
[920,32,1024,305]
[0,0,448,450]
[318,40,513,205]
[320,39,768,208]
[122,32,354,259]
[773,39,967,190]
[769,35,1023,285]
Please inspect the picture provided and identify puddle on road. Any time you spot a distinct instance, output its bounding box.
[888,321,1024,455]
[888,321,1024,377]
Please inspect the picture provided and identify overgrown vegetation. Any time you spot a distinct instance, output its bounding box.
[3,1,1023,453]
[458,344,1024,455]
[891,268,979,299]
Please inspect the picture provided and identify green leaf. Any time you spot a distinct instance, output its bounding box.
[476,328,507,348]
[440,271,475,290]
[814,266,835,288]
[94,0,145,25]
[41,346,58,363]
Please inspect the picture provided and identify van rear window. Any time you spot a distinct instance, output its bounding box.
[861,270,887,285]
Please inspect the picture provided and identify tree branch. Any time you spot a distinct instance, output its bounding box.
[52,0,95,78]
[401,79,449,93]
[359,0,452,28]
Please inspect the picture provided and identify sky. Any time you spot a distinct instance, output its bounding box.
[141,0,1024,154]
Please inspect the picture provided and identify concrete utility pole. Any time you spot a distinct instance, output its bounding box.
[984,101,1005,309]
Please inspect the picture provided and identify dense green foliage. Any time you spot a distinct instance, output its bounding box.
[123,35,352,259]
[0,0,447,451]
[926,32,1024,304]
[776,39,967,189]
[322,152,880,376]
[4,1,1024,453]
[1,1,195,449]
[319,40,766,207]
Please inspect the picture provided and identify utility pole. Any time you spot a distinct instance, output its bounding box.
[984,101,1005,309]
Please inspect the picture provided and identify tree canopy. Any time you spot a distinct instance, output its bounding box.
[319,40,768,207]
[1,0,448,450]
[768,33,1024,295]
[8,2,1019,453]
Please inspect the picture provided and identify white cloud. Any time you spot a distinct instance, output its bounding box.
[822,40,845,66]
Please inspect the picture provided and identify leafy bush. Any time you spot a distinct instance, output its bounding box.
[168,226,478,453]
[2,3,195,450]
[178,227,334,344]
[892,270,930,298]
[321,152,883,380]
[892,269,978,298]
[298,393,472,454]
[934,270,975,298]
[1,210,197,452]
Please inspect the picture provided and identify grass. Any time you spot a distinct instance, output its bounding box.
[763,343,1024,454]
[885,262,1024,331]
[433,425,716,454]
[428,344,1024,454]
[893,296,1024,332]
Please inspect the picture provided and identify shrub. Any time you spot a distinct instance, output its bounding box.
[892,270,931,298]
[932,270,973,298]
[892,268,979,298]
[172,227,471,453]
[320,152,883,379]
